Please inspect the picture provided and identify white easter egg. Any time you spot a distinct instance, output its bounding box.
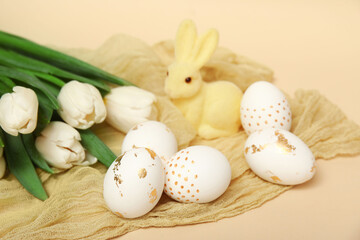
[164,146,231,203]
[121,121,178,163]
[244,128,316,185]
[103,147,164,218]
[240,81,292,135]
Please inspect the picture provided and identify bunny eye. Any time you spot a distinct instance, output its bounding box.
[166,71,169,76]
[185,77,192,83]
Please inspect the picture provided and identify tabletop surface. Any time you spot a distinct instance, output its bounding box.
[0,0,359,239]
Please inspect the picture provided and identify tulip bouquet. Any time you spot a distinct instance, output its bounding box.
[0,31,157,200]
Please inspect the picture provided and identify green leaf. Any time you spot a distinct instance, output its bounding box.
[0,65,59,109]
[0,130,4,147]
[22,134,54,174]
[79,129,116,168]
[0,48,110,92]
[0,75,15,88]
[36,104,53,135]
[28,71,65,88]
[3,133,48,200]
[0,31,133,86]
[0,77,13,95]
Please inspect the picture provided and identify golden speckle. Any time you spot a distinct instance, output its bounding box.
[191,184,194,187]
[191,160,195,164]
[115,212,124,218]
[194,174,198,179]
[191,195,195,197]
[196,199,199,201]
[132,125,138,130]
[250,116,254,119]
[187,190,190,193]
[113,174,122,187]
[196,189,199,193]
[275,130,296,153]
[178,173,181,177]
[172,171,175,175]
[181,195,185,198]
[181,186,184,189]
[276,110,280,113]
[184,177,188,181]
[174,164,178,167]
[185,157,188,160]
[175,181,178,185]
[245,147,250,154]
[138,168,147,178]
[257,123,260,126]
[271,175,281,183]
[250,144,263,154]
[248,123,251,127]
[149,189,157,203]
[178,191,181,194]
[145,148,157,160]
[265,120,268,124]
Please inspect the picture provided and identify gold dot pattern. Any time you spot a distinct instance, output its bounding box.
[241,97,292,134]
[163,150,202,203]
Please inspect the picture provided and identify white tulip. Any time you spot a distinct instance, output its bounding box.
[0,147,5,179]
[57,80,107,129]
[104,86,158,133]
[0,86,38,136]
[35,121,96,169]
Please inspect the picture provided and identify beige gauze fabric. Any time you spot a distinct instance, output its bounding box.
[1,34,360,239]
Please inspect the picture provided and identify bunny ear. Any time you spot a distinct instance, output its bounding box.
[191,28,219,69]
[175,19,197,62]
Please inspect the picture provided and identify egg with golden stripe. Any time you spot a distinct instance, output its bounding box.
[244,128,316,185]
[103,147,164,218]
[164,146,231,203]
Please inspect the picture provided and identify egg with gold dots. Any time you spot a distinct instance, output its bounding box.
[240,81,292,135]
[164,146,231,203]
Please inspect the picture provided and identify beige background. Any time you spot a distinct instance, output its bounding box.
[0,0,359,239]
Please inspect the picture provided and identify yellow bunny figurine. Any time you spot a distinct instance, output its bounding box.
[165,20,243,139]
